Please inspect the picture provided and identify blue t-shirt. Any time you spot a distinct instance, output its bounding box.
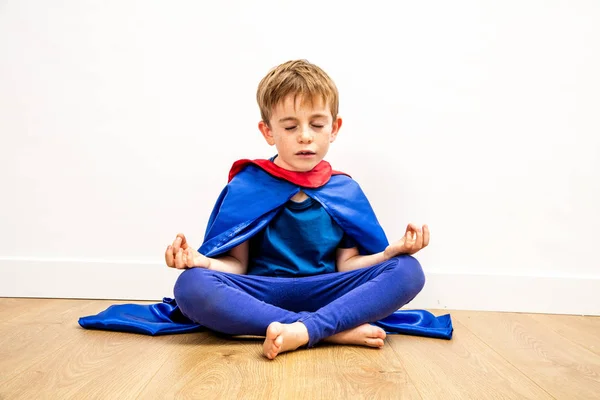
[248,196,356,277]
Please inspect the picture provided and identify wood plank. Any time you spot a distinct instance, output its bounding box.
[1,298,153,325]
[0,297,145,327]
[0,299,108,385]
[454,310,600,399]
[387,319,552,399]
[3,299,599,400]
[0,321,67,385]
[138,333,420,399]
[0,326,211,399]
[280,342,421,399]
[0,297,59,322]
[0,299,160,388]
[530,313,600,356]
[137,335,283,399]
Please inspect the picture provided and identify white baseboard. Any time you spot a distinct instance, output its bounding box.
[1,258,598,316]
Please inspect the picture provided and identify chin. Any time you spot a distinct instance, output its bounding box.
[287,164,314,172]
[296,160,321,172]
[277,156,321,172]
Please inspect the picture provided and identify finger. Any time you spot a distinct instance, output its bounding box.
[408,222,420,233]
[408,222,423,240]
[406,224,418,243]
[404,229,417,252]
[187,247,196,268]
[423,224,430,247]
[183,248,194,268]
[180,248,188,269]
[177,233,189,250]
[183,249,194,267]
[165,245,174,267]
[414,227,424,249]
[406,227,416,243]
[172,236,181,254]
[175,248,185,269]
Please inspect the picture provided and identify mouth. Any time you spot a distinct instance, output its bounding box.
[296,150,316,156]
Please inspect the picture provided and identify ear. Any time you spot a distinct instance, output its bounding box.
[258,121,276,146]
[329,116,343,143]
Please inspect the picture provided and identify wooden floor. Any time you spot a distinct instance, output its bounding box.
[0,299,598,399]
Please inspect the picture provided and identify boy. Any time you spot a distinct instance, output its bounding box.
[165,60,429,360]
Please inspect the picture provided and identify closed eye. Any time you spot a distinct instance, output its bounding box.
[284,125,324,131]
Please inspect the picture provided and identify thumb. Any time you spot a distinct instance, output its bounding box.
[398,236,407,249]
[184,248,196,268]
[177,233,189,250]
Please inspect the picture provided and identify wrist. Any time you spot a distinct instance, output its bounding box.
[383,247,392,261]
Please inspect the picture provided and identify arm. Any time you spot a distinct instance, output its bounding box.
[197,240,249,274]
[336,247,387,273]
[165,233,249,275]
[336,224,430,272]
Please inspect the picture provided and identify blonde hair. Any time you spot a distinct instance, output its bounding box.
[256,59,339,124]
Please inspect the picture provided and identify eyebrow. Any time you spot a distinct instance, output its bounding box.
[278,114,329,123]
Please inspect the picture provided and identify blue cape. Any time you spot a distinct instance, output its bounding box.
[79,162,453,340]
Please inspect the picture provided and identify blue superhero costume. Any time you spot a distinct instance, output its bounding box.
[79,159,453,340]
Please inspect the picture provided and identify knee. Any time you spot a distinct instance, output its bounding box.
[173,268,214,315]
[387,255,426,297]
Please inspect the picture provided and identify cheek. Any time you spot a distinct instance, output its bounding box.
[276,136,292,149]
[321,133,334,144]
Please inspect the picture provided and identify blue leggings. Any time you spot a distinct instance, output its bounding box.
[174,255,425,347]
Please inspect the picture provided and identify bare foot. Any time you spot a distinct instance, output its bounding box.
[263,321,309,360]
[324,324,387,348]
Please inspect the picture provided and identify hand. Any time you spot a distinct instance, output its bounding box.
[384,223,430,258]
[165,233,210,269]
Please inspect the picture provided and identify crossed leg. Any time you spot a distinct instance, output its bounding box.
[174,255,425,359]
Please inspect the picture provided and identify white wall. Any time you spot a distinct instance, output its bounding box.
[1,1,599,315]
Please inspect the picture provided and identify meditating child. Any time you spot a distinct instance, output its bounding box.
[165,59,430,360]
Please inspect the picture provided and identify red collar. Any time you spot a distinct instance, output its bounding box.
[228,159,349,188]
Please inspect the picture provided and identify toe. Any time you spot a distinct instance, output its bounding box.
[369,325,386,339]
[365,338,385,348]
[264,344,278,360]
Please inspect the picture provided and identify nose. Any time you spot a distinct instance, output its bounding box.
[298,126,313,143]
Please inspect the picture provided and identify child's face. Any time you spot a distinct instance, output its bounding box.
[258,94,342,172]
